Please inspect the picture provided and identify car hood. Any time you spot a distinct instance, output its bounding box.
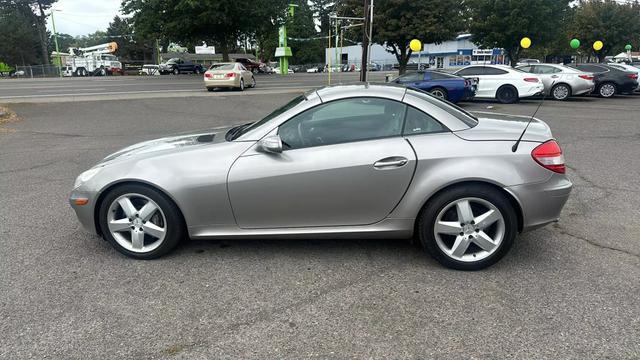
[100,126,233,164]
[455,112,553,142]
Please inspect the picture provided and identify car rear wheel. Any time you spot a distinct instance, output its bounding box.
[207,87,215,92]
[551,83,571,101]
[598,82,616,98]
[418,184,517,270]
[429,87,448,100]
[496,85,519,104]
[98,184,185,259]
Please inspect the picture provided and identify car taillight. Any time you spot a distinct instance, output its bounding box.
[627,73,638,80]
[225,72,236,78]
[531,140,565,174]
[204,72,212,78]
[578,74,594,81]
[524,77,539,83]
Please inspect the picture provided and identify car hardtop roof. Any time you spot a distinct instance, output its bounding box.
[314,83,408,102]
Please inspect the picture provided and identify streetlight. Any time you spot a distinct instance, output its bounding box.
[49,9,62,78]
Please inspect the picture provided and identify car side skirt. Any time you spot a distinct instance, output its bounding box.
[188,218,415,240]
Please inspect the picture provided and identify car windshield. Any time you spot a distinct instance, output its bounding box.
[226,95,307,141]
[406,88,478,127]
[210,64,235,70]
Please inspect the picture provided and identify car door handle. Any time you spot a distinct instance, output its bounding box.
[551,75,559,78]
[373,157,408,169]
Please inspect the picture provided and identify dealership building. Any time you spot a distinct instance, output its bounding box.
[325,34,506,70]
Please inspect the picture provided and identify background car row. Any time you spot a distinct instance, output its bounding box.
[391,63,639,104]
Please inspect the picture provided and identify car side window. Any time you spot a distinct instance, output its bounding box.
[457,67,483,76]
[483,67,508,75]
[397,72,424,83]
[518,65,533,73]
[535,65,560,74]
[402,106,447,136]
[278,97,406,150]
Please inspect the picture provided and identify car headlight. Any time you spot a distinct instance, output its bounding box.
[74,167,102,188]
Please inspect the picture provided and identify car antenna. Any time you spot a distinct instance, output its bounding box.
[511,79,555,153]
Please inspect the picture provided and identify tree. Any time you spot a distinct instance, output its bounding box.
[341,0,466,74]
[310,0,333,34]
[0,2,42,65]
[123,0,289,62]
[467,0,570,66]
[107,16,153,62]
[569,0,640,62]
[288,0,324,64]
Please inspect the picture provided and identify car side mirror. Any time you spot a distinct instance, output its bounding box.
[258,135,283,154]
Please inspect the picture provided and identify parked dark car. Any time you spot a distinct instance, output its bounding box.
[159,58,204,75]
[235,58,264,73]
[392,70,476,103]
[567,63,638,98]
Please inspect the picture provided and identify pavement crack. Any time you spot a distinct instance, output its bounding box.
[554,223,639,260]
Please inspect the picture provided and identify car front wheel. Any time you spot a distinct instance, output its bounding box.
[98,184,185,259]
[418,184,517,270]
[173,68,179,75]
[238,78,245,91]
[429,87,448,100]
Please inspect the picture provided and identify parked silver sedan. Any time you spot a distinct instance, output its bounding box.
[69,84,572,270]
[516,63,595,100]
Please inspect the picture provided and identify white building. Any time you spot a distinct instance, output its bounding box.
[325,34,507,70]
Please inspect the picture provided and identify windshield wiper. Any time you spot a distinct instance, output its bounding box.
[225,122,253,141]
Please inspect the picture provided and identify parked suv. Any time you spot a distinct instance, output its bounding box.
[567,63,638,98]
[159,58,203,75]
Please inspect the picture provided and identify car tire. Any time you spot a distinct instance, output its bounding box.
[252,68,258,75]
[194,68,201,75]
[173,68,180,75]
[207,87,215,92]
[597,82,616,98]
[238,78,245,91]
[418,184,517,270]
[429,87,448,101]
[551,83,571,101]
[98,184,185,260]
[250,76,256,88]
[496,85,519,104]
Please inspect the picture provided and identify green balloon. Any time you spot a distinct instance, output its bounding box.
[570,39,580,49]
[625,44,632,51]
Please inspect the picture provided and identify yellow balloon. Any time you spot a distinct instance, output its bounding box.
[520,37,532,49]
[593,40,604,51]
[409,39,422,52]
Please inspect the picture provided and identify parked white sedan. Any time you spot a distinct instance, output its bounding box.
[454,65,544,103]
[516,63,595,100]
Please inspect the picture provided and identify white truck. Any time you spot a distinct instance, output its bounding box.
[57,42,123,76]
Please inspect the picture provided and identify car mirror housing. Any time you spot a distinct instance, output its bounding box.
[258,135,283,154]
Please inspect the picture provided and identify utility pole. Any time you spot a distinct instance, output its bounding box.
[50,9,62,78]
[360,0,370,82]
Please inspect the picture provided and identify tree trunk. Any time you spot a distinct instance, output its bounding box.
[397,47,410,75]
[507,48,518,67]
[36,2,50,65]
[220,36,230,62]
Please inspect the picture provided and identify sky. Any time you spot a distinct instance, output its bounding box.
[45,0,123,37]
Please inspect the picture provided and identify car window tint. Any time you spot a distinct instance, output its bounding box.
[483,67,508,75]
[403,106,447,135]
[397,72,424,82]
[518,65,533,73]
[279,98,406,149]
[457,67,483,76]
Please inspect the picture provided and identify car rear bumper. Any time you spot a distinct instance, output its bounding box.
[520,83,545,98]
[205,77,240,88]
[506,173,572,232]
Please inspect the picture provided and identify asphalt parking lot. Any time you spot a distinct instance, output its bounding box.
[0,75,639,359]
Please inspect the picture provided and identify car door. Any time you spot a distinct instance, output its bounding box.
[227,97,417,229]
[456,66,491,97]
[531,65,561,90]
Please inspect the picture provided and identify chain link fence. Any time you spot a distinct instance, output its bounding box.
[11,64,63,78]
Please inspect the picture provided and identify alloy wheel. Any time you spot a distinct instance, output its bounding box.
[600,83,615,97]
[106,193,167,253]
[433,197,505,262]
[430,88,447,100]
[553,85,570,100]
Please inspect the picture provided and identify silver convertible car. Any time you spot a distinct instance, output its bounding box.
[70,84,571,270]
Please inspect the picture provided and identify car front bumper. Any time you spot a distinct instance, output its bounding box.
[69,188,100,235]
[506,173,573,232]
